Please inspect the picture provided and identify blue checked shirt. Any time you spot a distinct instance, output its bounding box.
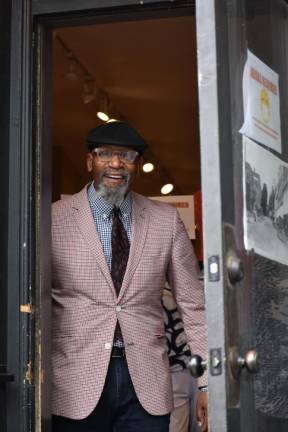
[87,183,132,271]
[87,184,132,348]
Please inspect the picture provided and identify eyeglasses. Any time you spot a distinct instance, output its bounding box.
[92,148,139,164]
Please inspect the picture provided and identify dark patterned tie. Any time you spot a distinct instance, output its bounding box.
[111,207,130,344]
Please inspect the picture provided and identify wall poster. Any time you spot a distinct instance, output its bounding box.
[243,136,288,265]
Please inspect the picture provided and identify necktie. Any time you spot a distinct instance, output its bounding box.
[111,207,130,344]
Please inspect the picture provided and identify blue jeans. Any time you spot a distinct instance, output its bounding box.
[52,357,170,432]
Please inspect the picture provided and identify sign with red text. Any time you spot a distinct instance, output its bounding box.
[240,50,281,153]
[149,195,195,239]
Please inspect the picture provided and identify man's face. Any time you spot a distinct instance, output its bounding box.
[86,145,141,203]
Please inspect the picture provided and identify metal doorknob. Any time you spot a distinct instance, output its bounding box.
[188,355,207,378]
[230,348,259,377]
[237,349,259,374]
[226,253,244,284]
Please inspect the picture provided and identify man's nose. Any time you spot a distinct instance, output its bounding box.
[108,153,123,168]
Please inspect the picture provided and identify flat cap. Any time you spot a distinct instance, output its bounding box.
[86,121,148,154]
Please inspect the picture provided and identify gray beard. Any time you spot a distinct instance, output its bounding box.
[94,174,130,207]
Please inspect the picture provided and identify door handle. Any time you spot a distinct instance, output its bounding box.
[226,251,244,284]
[187,355,207,378]
[230,348,259,378]
[0,364,14,383]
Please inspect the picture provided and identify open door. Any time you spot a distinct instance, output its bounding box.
[197,0,288,430]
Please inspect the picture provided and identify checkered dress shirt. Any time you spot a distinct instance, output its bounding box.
[87,183,132,270]
[87,183,132,348]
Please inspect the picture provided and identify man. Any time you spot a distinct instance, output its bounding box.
[51,121,208,432]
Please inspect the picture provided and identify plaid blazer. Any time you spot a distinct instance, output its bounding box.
[51,185,207,419]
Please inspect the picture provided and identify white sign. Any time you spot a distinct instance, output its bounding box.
[150,195,195,239]
[240,50,281,153]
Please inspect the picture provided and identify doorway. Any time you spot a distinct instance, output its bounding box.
[4,0,288,431]
[40,5,203,430]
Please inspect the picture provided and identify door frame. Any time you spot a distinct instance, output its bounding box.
[8,1,196,430]
[0,1,12,431]
[4,1,35,431]
[196,0,228,430]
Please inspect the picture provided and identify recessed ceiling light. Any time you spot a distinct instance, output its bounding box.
[142,163,154,173]
[161,184,174,195]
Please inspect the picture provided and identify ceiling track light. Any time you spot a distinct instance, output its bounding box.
[54,32,124,126]
[56,33,92,85]
[142,162,154,173]
[161,183,174,195]
[82,75,97,104]
[97,111,110,122]
[97,91,110,122]
[64,54,80,81]
[140,148,179,194]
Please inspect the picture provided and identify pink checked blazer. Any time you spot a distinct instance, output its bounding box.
[51,185,207,419]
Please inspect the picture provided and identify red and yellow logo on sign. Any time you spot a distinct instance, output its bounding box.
[260,87,271,124]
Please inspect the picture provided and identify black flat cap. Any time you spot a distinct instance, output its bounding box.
[86,121,148,154]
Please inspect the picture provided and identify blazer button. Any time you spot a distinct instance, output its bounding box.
[116,306,122,312]
[104,342,111,350]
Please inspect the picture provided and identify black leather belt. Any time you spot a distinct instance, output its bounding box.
[111,346,125,358]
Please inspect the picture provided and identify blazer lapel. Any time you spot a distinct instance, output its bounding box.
[118,192,149,300]
[70,186,115,295]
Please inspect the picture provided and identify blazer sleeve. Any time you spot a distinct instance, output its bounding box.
[167,209,208,387]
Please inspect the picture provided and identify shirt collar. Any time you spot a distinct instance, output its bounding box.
[87,182,132,220]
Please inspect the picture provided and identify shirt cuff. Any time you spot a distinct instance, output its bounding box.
[198,386,208,392]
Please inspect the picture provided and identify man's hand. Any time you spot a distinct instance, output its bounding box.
[196,391,208,431]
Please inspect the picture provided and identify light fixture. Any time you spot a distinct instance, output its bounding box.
[64,53,80,81]
[82,76,96,104]
[143,163,154,173]
[97,111,110,122]
[161,183,174,195]
[107,118,118,123]
[55,35,124,122]
[97,92,110,122]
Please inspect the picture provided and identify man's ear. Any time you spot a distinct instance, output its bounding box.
[86,153,93,172]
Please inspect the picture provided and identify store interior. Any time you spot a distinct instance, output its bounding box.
[51,13,203,259]
[52,14,200,196]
